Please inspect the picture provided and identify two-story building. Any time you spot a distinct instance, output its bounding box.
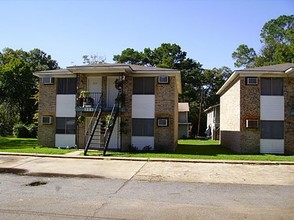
[217,63,294,155]
[34,64,182,153]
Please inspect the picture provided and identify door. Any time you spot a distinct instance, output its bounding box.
[107,77,119,108]
[88,77,102,105]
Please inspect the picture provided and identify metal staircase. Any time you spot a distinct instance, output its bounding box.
[103,100,120,156]
[83,92,120,156]
[84,95,103,155]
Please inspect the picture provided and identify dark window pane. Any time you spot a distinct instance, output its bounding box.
[143,78,155,94]
[132,119,154,136]
[261,121,284,139]
[133,78,144,94]
[56,117,66,134]
[272,78,283,95]
[56,117,76,134]
[57,78,76,94]
[133,77,154,94]
[261,78,271,95]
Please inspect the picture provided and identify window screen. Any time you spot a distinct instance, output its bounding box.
[132,118,154,136]
[56,117,76,134]
[57,78,77,94]
[133,77,155,94]
[261,78,283,96]
[260,121,284,139]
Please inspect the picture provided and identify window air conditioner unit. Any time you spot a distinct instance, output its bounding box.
[246,77,258,85]
[157,118,168,127]
[42,77,54,85]
[158,76,169,84]
[246,119,258,128]
[42,116,53,125]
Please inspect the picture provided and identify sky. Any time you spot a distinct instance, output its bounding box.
[0,0,293,70]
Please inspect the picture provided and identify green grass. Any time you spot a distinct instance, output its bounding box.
[87,139,294,162]
[0,137,75,154]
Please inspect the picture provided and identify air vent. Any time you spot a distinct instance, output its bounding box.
[42,116,53,125]
[157,118,169,127]
[158,76,169,84]
[246,77,258,85]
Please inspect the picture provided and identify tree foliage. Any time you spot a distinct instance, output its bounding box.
[232,15,294,68]
[113,43,232,136]
[0,48,59,135]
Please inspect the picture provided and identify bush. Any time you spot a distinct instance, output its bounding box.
[13,123,37,138]
[13,123,30,138]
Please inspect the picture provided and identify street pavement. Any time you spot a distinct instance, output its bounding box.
[0,153,294,186]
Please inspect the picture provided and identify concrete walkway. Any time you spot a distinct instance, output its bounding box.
[1,153,294,186]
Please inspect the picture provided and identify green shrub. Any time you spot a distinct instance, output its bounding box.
[13,123,30,138]
[13,123,37,138]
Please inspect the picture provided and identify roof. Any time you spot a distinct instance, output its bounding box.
[178,103,189,112]
[34,63,182,94]
[204,104,220,113]
[217,63,294,95]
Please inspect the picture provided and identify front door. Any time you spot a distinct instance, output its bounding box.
[107,77,119,108]
[88,77,102,105]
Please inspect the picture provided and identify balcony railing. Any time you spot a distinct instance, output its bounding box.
[76,92,102,112]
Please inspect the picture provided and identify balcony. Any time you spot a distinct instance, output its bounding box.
[76,92,102,112]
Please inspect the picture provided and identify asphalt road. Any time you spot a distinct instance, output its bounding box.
[0,173,293,220]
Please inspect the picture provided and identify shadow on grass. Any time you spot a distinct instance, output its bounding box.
[0,137,38,149]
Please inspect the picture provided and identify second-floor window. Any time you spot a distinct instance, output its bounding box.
[133,77,154,95]
[261,78,283,96]
[57,78,77,94]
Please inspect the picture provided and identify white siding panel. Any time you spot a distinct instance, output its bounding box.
[55,134,75,148]
[260,139,284,154]
[131,136,154,150]
[56,95,76,117]
[260,96,284,120]
[132,95,155,118]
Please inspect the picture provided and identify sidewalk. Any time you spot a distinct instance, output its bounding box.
[1,153,294,186]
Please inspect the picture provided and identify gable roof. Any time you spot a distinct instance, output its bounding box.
[217,63,294,95]
[34,63,182,94]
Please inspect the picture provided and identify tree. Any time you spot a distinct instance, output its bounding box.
[83,54,106,64]
[232,15,294,67]
[0,48,59,134]
[113,43,232,136]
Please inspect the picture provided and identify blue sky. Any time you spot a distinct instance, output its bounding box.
[1,0,293,70]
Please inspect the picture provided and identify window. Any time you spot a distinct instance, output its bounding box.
[246,77,258,85]
[56,117,76,134]
[57,78,77,94]
[158,76,169,84]
[133,77,154,94]
[42,116,53,125]
[132,119,154,136]
[261,78,283,96]
[42,77,54,85]
[246,119,258,128]
[157,118,169,127]
[260,121,284,139]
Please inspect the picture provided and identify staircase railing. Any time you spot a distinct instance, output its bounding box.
[103,94,120,156]
[84,94,103,155]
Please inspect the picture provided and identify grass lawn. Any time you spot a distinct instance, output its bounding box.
[0,136,75,154]
[87,139,294,162]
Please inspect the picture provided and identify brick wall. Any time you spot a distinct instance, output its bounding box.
[120,75,132,151]
[38,80,56,147]
[284,77,294,155]
[220,79,241,152]
[154,76,178,152]
[239,77,260,153]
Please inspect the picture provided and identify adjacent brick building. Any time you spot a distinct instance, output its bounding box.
[217,63,294,155]
[34,64,182,152]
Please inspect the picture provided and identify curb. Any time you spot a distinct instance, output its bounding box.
[1,152,294,165]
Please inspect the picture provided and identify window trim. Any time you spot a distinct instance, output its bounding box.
[246,77,258,85]
[157,118,169,127]
[245,119,258,128]
[42,76,54,85]
[158,76,169,84]
[41,116,53,125]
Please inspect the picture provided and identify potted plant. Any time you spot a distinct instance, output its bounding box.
[82,91,94,107]
[78,91,86,107]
